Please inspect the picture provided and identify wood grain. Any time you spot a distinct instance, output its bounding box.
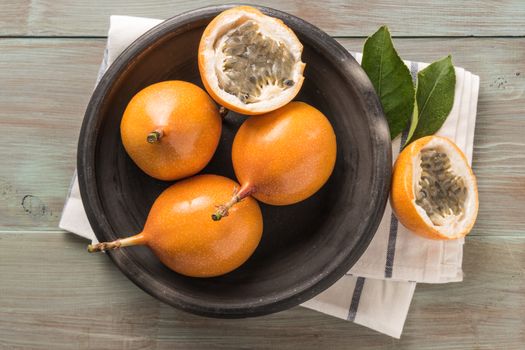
[0,1,31,36]
[0,39,102,231]
[1,1,525,37]
[0,38,524,235]
[0,232,522,349]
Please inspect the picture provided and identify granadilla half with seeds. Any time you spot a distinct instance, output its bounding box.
[198,6,305,115]
[390,136,478,240]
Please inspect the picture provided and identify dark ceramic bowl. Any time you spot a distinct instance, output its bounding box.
[78,5,391,318]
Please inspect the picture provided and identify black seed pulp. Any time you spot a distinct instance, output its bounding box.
[415,148,467,225]
[220,21,296,104]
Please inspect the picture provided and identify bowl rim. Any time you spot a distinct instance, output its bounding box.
[77,4,392,318]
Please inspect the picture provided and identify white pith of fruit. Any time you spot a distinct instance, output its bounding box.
[200,8,305,114]
[411,138,478,237]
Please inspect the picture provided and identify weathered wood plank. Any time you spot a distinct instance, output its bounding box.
[0,39,103,231]
[1,38,523,235]
[0,232,523,349]
[0,1,31,36]
[1,1,525,37]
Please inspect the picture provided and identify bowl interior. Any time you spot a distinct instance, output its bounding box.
[79,6,390,317]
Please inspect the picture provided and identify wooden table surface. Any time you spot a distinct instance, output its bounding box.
[1,1,524,349]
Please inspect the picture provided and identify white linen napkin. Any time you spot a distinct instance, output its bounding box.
[59,16,480,339]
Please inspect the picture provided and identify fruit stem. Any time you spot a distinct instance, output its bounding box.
[219,106,229,119]
[212,184,254,221]
[147,129,163,143]
[87,233,146,253]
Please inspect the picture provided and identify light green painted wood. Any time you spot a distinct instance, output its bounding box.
[0,233,522,349]
[0,38,524,235]
[1,1,525,37]
[0,39,102,231]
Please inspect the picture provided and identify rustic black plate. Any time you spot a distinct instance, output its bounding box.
[78,5,391,318]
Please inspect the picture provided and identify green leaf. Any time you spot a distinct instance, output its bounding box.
[406,98,419,143]
[362,26,415,139]
[407,55,456,143]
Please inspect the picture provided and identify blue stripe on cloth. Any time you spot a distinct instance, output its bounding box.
[347,277,366,321]
[385,61,420,278]
[385,214,400,278]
